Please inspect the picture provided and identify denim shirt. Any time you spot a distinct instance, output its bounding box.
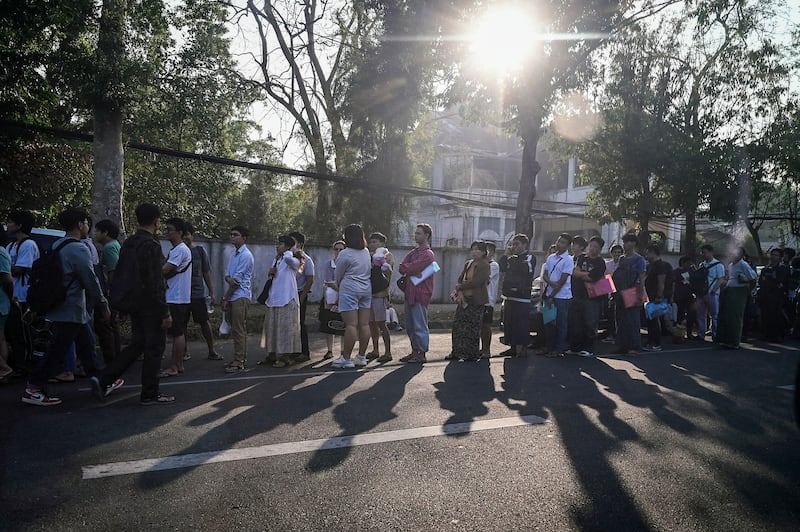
[46,237,105,324]
[226,244,254,302]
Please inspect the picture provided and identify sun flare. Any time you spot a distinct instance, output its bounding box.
[468,4,538,75]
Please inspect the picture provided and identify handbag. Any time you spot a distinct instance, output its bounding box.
[256,257,279,304]
[396,275,408,291]
[256,279,272,305]
[318,305,345,336]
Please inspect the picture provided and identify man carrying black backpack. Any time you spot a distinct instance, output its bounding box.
[93,203,175,405]
[22,208,112,406]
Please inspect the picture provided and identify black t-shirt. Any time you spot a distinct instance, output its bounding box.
[572,255,607,300]
[645,259,674,300]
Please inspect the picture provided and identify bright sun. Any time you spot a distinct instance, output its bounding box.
[468,4,537,76]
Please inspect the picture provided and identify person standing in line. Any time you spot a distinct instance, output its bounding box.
[321,240,345,359]
[566,236,607,357]
[447,241,490,362]
[288,232,314,363]
[94,203,174,405]
[158,218,193,377]
[399,224,436,364]
[571,235,587,263]
[5,210,39,368]
[366,232,395,363]
[695,244,726,341]
[222,226,254,372]
[22,208,112,406]
[330,225,372,369]
[717,247,758,349]
[181,223,221,360]
[757,248,790,342]
[481,241,500,358]
[0,233,15,381]
[499,234,536,358]
[261,235,303,368]
[93,219,121,362]
[642,244,674,352]
[672,256,696,340]
[541,233,573,358]
[601,244,623,345]
[612,233,647,356]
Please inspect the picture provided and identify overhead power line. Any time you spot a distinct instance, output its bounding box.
[2,119,594,218]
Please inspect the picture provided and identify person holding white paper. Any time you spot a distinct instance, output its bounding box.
[398,223,436,364]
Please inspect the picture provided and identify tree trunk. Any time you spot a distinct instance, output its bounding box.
[92,0,127,235]
[515,126,542,239]
[92,103,125,234]
[746,218,765,263]
[685,207,697,256]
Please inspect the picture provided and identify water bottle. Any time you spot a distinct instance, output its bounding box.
[206,295,214,314]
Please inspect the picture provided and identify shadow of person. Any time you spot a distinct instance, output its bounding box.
[500,356,652,530]
[305,364,423,472]
[137,368,366,489]
[433,358,496,434]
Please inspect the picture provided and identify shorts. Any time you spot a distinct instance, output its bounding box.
[370,296,387,322]
[482,305,494,325]
[168,303,191,337]
[189,298,210,324]
[338,291,372,313]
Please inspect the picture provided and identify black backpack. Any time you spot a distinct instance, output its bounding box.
[371,264,390,294]
[689,260,719,297]
[109,237,146,313]
[26,238,81,314]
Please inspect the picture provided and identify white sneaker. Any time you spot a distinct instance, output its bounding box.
[353,355,367,367]
[331,356,355,369]
[578,350,596,357]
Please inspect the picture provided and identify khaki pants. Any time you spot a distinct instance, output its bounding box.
[230,297,250,364]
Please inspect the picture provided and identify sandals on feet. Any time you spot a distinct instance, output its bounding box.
[158,368,179,378]
[140,394,175,405]
[225,362,245,373]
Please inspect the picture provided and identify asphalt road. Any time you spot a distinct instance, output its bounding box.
[1,329,799,531]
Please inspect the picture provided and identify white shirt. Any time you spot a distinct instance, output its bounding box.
[267,251,301,307]
[544,251,573,299]
[486,260,500,306]
[166,242,192,304]
[6,239,39,302]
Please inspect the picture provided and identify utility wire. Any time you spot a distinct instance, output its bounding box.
[2,119,597,218]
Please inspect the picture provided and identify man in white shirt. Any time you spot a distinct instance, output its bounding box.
[5,210,39,366]
[541,233,573,357]
[159,218,192,377]
[481,241,500,357]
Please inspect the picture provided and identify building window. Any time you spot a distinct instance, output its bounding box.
[478,216,501,236]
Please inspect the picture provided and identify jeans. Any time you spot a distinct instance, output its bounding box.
[404,301,430,353]
[696,293,720,339]
[29,321,98,390]
[545,298,571,353]
[100,312,166,401]
[617,305,643,351]
[568,298,601,352]
[230,297,250,363]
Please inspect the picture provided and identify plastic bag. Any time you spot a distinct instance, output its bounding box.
[219,313,231,335]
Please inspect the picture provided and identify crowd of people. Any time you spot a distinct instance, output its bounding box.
[2,204,797,407]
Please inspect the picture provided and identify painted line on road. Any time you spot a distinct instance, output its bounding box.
[81,414,547,479]
[777,384,796,391]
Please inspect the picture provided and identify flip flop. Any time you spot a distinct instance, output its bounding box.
[158,369,179,378]
[140,394,176,405]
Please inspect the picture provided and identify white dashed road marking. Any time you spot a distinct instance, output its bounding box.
[82,414,547,479]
